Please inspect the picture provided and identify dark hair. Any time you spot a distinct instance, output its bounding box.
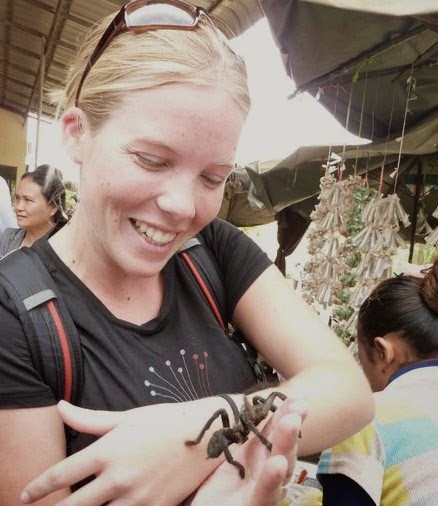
[357,258,438,358]
[21,164,68,229]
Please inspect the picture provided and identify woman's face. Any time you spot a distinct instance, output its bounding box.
[13,178,55,232]
[70,84,246,277]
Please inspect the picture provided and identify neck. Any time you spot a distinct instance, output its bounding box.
[389,357,438,384]
[22,223,53,247]
[49,214,165,324]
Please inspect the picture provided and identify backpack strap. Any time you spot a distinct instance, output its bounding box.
[178,238,226,328]
[0,248,83,404]
[178,238,272,384]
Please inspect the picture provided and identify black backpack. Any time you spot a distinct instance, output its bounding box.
[0,239,275,404]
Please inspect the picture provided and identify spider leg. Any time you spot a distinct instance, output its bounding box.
[252,395,272,408]
[223,445,246,479]
[259,391,287,416]
[254,392,303,438]
[240,418,273,451]
[185,409,231,446]
[217,393,241,425]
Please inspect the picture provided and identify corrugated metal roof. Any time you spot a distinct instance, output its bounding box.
[0,0,263,120]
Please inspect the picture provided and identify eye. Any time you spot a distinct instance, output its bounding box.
[201,174,226,190]
[133,152,168,171]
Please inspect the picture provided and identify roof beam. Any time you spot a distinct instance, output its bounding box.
[0,99,27,118]
[21,0,56,14]
[3,19,47,40]
[1,0,13,103]
[3,75,33,90]
[26,0,74,117]
[66,12,94,29]
[8,43,41,61]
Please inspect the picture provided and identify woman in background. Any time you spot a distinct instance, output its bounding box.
[317,259,438,505]
[0,164,67,257]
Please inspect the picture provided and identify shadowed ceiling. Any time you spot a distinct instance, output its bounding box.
[0,0,263,120]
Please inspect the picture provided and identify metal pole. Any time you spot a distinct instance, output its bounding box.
[408,159,423,263]
[35,36,46,169]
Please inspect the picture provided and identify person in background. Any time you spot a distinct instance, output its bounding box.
[0,1,373,505]
[316,259,438,505]
[0,175,17,233]
[0,164,67,257]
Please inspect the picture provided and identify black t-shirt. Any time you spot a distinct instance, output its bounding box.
[0,218,272,455]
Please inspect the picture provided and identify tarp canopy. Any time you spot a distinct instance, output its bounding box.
[262,0,438,142]
[223,0,438,234]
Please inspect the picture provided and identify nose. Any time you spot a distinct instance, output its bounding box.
[156,175,196,220]
[14,199,24,212]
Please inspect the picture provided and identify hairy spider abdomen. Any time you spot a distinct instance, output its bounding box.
[207,428,247,458]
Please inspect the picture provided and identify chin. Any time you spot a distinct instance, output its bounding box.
[119,251,168,278]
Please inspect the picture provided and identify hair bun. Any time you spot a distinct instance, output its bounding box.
[420,259,438,314]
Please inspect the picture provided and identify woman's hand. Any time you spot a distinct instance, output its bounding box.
[21,398,231,506]
[188,398,307,506]
[21,396,306,506]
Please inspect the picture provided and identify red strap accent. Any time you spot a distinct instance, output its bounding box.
[179,251,226,329]
[47,300,73,402]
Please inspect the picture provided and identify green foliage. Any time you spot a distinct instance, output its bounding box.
[333,305,354,321]
[333,324,353,344]
[336,289,350,304]
[341,272,356,287]
[64,185,78,218]
[344,186,376,235]
[346,251,361,269]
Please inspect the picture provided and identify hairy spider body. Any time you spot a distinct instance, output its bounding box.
[185,391,287,478]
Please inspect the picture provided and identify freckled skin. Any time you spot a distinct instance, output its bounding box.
[60,84,246,287]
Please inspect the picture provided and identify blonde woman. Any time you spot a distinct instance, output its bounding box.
[0,1,373,505]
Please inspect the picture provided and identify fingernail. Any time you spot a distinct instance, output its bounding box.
[20,491,30,504]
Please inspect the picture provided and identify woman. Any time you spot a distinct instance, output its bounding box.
[0,1,373,505]
[0,164,66,256]
[316,260,438,505]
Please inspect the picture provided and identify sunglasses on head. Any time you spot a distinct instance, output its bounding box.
[75,0,233,106]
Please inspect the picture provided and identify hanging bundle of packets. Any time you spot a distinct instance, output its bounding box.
[301,155,370,320]
[338,191,411,344]
[425,205,438,247]
[301,165,348,309]
[302,160,411,346]
[329,179,376,344]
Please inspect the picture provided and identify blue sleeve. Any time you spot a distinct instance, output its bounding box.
[320,473,376,506]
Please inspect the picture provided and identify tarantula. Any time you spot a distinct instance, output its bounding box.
[185,391,286,478]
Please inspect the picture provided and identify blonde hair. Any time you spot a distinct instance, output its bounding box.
[54,12,250,131]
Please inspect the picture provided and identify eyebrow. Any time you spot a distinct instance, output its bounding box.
[129,137,175,153]
[212,163,234,172]
[15,193,35,199]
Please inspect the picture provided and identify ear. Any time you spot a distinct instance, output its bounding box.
[373,336,396,370]
[61,107,88,164]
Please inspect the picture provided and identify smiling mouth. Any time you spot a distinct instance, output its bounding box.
[132,219,176,246]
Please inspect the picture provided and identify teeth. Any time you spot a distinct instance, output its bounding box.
[134,220,176,245]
